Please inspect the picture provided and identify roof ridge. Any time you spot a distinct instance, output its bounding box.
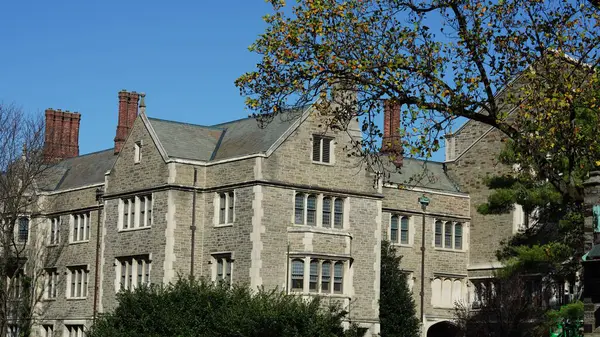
[62,148,114,161]
[147,116,224,130]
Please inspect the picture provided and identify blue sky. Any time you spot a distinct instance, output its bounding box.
[0,0,447,161]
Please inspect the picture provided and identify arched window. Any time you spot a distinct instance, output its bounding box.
[390,215,399,242]
[333,198,344,228]
[321,261,331,293]
[322,197,332,227]
[291,259,304,291]
[454,223,463,249]
[452,279,463,304]
[333,262,344,293]
[294,194,305,224]
[444,222,453,248]
[309,259,319,292]
[18,217,29,242]
[306,195,317,226]
[400,216,409,244]
[434,221,443,247]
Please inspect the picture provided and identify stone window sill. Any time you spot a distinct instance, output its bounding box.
[290,291,349,299]
[118,226,152,233]
[214,223,233,228]
[69,240,90,245]
[288,226,350,237]
[66,297,87,301]
[433,247,467,253]
[312,160,335,167]
[392,243,413,248]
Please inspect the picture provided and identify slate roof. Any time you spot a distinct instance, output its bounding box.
[147,106,307,161]
[39,149,116,192]
[385,157,462,193]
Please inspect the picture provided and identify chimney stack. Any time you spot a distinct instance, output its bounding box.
[381,100,403,167]
[44,108,81,161]
[114,90,140,154]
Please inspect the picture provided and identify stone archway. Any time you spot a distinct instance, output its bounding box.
[427,320,460,337]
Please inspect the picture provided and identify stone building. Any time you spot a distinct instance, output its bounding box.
[11,89,522,337]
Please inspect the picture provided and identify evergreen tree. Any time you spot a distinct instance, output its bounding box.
[379,240,420,337]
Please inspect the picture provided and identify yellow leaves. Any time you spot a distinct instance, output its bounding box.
[595,160,600,167]
[441,89,451,98]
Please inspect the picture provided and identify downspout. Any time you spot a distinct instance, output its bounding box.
[190,168,198,278]
[286,243,290,294]
[92,187,104,322]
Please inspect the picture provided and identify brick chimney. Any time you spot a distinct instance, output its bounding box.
[381,100,403,167]
[44,108,81,161]
[114,90,140,154]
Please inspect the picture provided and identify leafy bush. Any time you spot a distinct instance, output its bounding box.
[88,277,365,337]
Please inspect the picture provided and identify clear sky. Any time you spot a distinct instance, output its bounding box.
[0,0,447,161]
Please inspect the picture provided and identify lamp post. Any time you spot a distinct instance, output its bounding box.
[418,195,430,324]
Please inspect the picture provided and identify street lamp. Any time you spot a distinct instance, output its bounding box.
[418,195,430,324]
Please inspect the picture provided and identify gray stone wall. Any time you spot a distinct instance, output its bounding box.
[106,118,168,195]
[262,111,375,195]
[38,187,103,324]
[447,125,514,269]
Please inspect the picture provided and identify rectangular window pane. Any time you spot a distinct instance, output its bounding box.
[225,259,232,286]
[400,217,409,244]
[228,192,234,223]
[312,137,321,162]
[435,221,442,247]
[322,138,331,163]
[219,193,226,224]
[444,222,453,248]
[307,196,316,226]
[123,199,129,229]
[455,223,463,250]
[333,198,343,228]
[295,194,305,224]
[333,262,343,293]
[85,214,90,240]
[309,260,318,292]
[322,197,331,227]
[291,260,304,290]
[140,197,145,227]
[390,216,398,242]
[321,262,331,293]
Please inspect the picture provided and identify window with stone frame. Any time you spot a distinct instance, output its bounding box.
[390,215,410,244]
[17,217,29,242]
[289,257,346,294]
[212,253,233,287]
[434,220,443,247]
[120,194,153,230]
[435,220,464,250]
[294,192,347,229]
[116,255,151,292]
[71,212,90,243]
[67,266,89,298]
[45,268,58,299]
[134,141,142,163]
[312,135,333,164]
[65,325,85,337]
[49,217,60,245]
[217,191,235,225]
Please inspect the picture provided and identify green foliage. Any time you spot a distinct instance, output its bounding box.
[88,277,365,337]
[379,241,420,337]
[237,0,600,195]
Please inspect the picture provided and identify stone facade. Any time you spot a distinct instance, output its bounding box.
[20,91,520,337]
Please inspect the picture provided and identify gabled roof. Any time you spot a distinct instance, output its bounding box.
[39,149,116,192]
[146,106,309,162]
[385,157,462,193]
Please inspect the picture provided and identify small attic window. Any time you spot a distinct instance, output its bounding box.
[134,141,142,163]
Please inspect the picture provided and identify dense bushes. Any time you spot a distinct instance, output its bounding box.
[88,278,365,337]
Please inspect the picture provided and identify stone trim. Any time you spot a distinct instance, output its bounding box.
[250,185,264,289]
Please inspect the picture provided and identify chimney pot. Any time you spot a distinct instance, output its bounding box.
[44,109,81,162]
[381,99,403,162]
[114,89,141,154]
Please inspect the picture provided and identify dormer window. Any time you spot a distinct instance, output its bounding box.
[134,141,142,163]
[312,135,333,164]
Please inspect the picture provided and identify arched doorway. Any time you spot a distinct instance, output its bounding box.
[427,321,460,337]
